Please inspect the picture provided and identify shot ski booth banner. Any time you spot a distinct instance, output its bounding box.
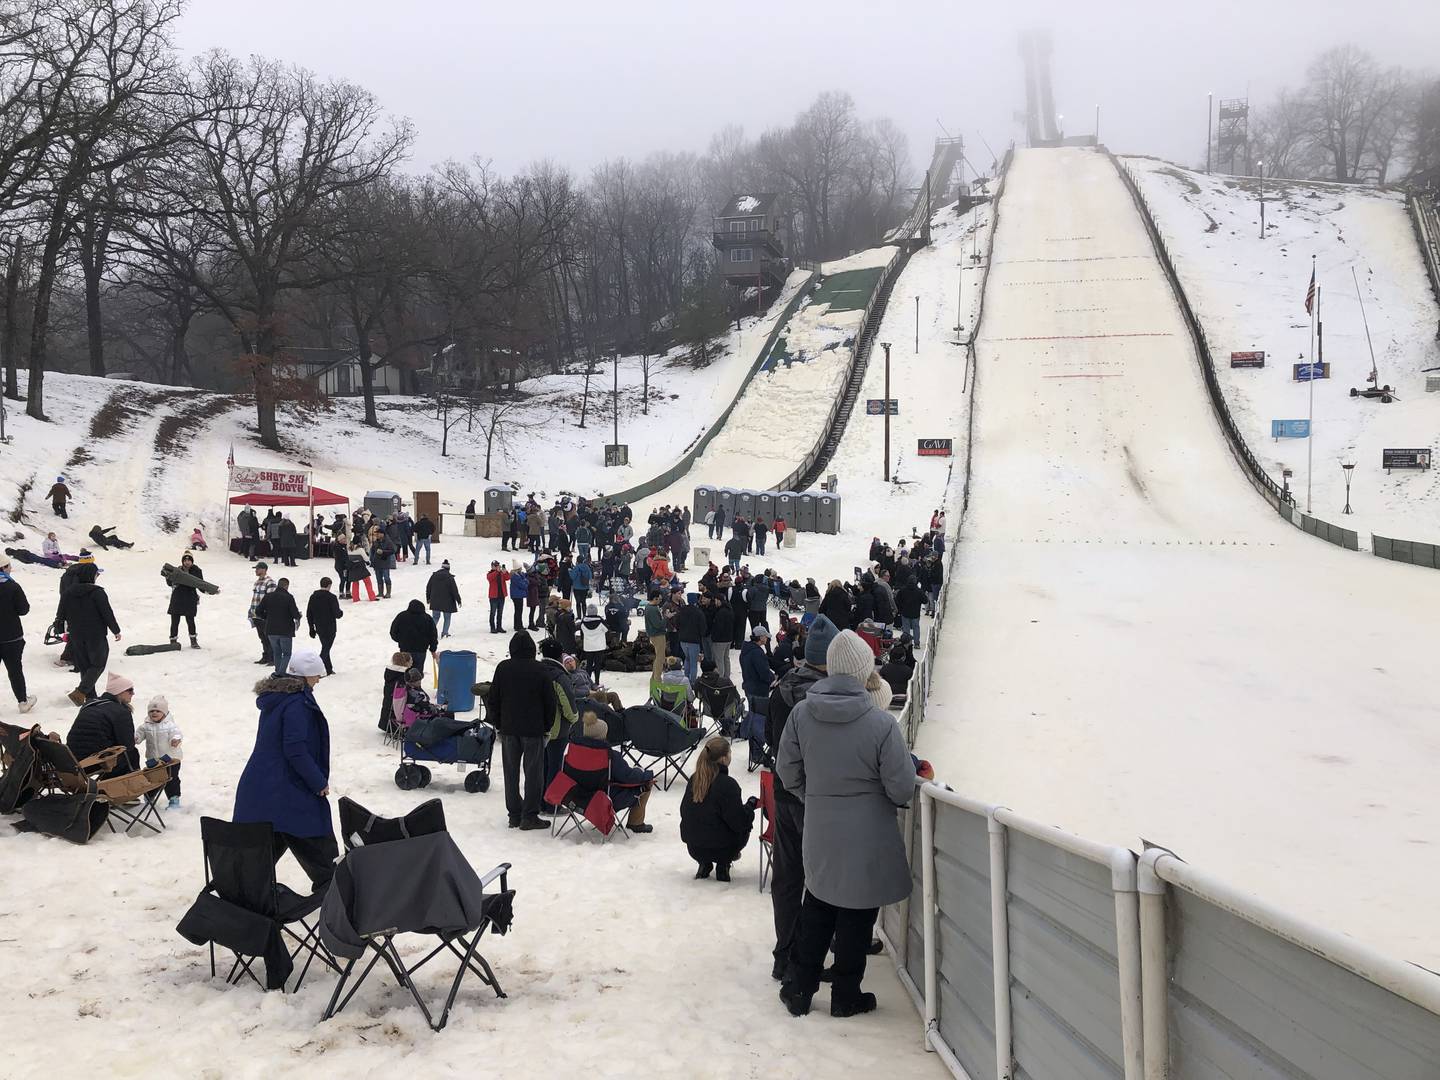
[224,464,350,555]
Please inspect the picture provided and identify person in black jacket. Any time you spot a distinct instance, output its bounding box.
[306,578,343,676]
[257,577,301,678]
[66,672,138,776]
[895,580,926,643]
[166,553,205,648]
[0,555,36,712]
[707,595,734,679]
[674,596,706,682]
[818,581,852,630]
[680,737,756,881]
[58,563,121,704]
[389,599,438,676]
[764,614,836,979]
[425,561,462,638]
[486,630,553,830]
[276,516,298,567]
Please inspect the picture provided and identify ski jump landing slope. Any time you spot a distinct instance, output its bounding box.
[923,148,1440,968]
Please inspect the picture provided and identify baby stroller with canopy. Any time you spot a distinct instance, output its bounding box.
[396,706,496,794]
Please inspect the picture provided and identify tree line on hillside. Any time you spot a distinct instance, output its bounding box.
[1236,45,1438,184]
[0,1,914,450]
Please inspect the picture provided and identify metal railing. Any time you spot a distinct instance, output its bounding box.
[774,248,904,492]
[591,271,816,507]
[1407,193,1440,305]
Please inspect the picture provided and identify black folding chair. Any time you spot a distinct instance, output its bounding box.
[321,802,515,1031]
[176,817,340,992]
[622,705,704,791]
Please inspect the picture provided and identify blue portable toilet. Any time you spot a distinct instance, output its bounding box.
[436,650,478,713]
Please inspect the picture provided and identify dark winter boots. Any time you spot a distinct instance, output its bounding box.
[190,635,200,649]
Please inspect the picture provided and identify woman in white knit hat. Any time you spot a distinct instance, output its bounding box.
[774,628,915,1020]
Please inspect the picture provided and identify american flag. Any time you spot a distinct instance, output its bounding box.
[1304,266,1316,315]
[226,442,234,468]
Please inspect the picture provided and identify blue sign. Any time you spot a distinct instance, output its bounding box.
[1271,419,1311,439]
[1293,362,1330,381]
[865,399,899,415]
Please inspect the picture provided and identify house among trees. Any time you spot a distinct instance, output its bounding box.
[712,193,788,290]
[287,347,426,398]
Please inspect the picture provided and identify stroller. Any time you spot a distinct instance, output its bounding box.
[396,706,496,794]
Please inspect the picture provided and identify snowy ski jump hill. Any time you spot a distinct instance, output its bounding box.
[1124,156,1440,543]
[925,146,1440,970]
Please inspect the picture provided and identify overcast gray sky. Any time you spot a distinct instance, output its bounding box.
[178,0,1438,181]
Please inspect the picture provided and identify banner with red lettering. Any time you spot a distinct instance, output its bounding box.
[229,466,312,498]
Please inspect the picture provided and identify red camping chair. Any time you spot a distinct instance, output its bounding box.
[542,742,627,842]
[757,769,777,893]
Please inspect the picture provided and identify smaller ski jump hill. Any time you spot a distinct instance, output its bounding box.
[1124,157,1440,545]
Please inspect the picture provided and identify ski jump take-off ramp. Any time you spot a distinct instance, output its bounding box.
[923,148,1440,965]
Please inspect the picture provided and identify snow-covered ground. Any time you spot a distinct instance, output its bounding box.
[0,229,995,1073]
[1125,155,1440,541]
[924,147,1440,970]
[0,390,945,1078]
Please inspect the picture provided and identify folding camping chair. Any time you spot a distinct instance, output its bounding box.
[757,769,776,893]
[695,681,743,739]
[542,741,628,842]
[31,735,173,836]
[0,721,39,813]
[320,806,515,1032]
[622,705,704,792]
[175,817,340,992]
[648,679,695,725]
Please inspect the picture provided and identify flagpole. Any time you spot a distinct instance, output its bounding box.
[1307,282,1319,514]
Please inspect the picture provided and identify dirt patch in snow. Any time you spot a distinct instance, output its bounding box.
[153,394,242,456]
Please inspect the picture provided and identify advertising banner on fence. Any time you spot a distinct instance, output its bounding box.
[1382,448,1432,471]
[1230,350,1266,368]
[1271,419,1311,439]
[1293,362,1330,381]
[866,399,899,415]
[229,466,312,498]
[917,439,953,457]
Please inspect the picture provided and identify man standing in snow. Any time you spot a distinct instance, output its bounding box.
[306,577,342,676]
[47,477,71,519]
[486,560,509,634]
[414,514,435,564]
[237,507,259,561]
[0,555,37,712]
[248,562,278,666]
[427,559,462,637]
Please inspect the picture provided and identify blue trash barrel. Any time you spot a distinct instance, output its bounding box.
[436,650,477,713]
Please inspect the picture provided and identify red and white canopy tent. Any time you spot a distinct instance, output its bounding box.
[224,462,350,556]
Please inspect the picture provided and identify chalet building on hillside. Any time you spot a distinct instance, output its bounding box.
[287,347,427,398]
[712,192,788,288]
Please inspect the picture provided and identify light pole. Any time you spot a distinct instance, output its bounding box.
[1206,92,1213,174]
[1256,160,1266,239]
[915,296,920,354]
[1342,460,1355,514]
[1095,103,1100,143]
[612,350,619,451]
[881,342,892,482]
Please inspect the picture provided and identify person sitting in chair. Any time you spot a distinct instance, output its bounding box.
[572,708,655,833]
[650,655,694,714]
[392,666,446,730]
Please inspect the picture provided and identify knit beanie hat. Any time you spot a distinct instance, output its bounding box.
[826,629,876,682]
[864,672,893,709]
[146,695,170,717]
[804,615,838,667]
[106,672,135,697]
[581,711,608,740]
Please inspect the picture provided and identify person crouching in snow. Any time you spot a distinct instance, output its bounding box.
[679,736,756,881]
[189,525,207,551]
[138,695,183,808]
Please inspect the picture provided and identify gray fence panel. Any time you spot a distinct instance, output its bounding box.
[1413,541,1436,567]
[1168,890,1440,1080]
[932,803,998,1080]
[1392,539,1414,563]
[906,802,928,996]
[1373,534,1393,559]
[1006,832,1127,1080]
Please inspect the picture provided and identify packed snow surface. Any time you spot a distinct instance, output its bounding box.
[1125,155,1440,541]
[924,147,1440,970]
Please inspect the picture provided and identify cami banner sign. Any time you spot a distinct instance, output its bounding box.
[229,466,312,498]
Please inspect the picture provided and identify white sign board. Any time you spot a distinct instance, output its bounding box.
[229,466,311,499]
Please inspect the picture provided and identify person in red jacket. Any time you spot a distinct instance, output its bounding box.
[486,560,510,634]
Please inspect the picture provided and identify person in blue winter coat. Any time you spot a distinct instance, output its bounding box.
[508,560,529,631]
[232,650,336,889]
[570,557,593,612]
[739,626,775,763]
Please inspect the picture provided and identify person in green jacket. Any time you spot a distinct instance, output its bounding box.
[641,594,668,682]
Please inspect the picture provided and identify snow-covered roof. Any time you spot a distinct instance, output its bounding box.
[719,192,778,218]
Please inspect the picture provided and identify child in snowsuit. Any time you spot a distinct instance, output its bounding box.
[137,695,183,807]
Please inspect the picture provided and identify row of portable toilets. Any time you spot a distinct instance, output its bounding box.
[692,486,842,535]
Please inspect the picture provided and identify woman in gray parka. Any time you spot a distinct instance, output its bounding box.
[775,628,915,1019]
